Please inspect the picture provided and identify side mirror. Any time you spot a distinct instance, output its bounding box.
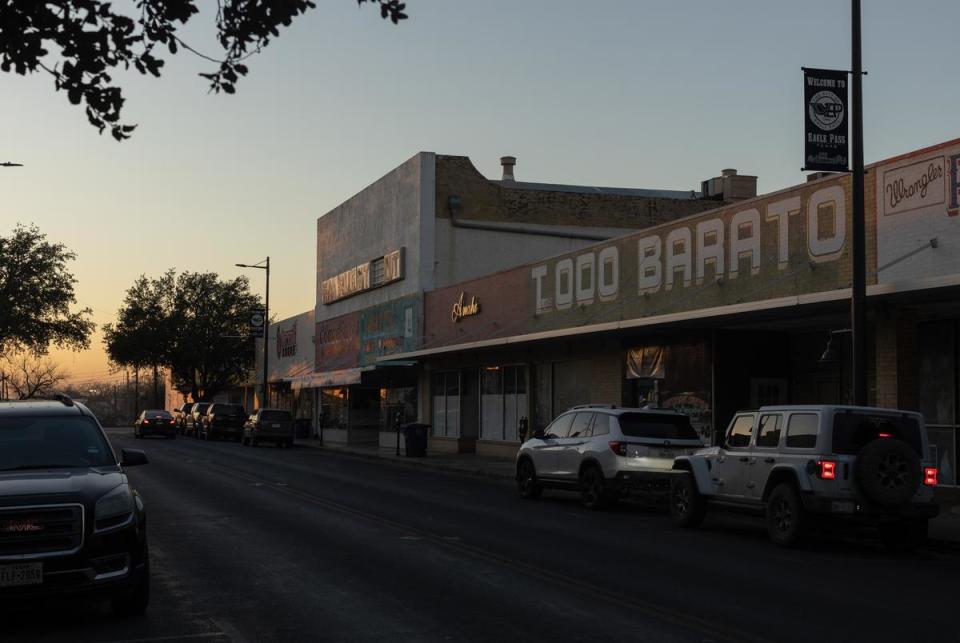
[121,448,149,467]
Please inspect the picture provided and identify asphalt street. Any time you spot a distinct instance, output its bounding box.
[5,428,960,643]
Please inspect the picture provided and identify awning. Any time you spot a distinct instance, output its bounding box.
[287,367,368,391]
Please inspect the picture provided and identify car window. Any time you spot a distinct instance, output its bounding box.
[617,412,700,440]
[832,412,923,457]
[756,414,782,448]
[785,413,819,449]
[725,415,754,449]
[261,410,292,422]
[0,416,116,469]
[545,413,574,439]
[194,403,210,414]
[568,412,594,438]
[146,410,171,419]
[592,415,610,436]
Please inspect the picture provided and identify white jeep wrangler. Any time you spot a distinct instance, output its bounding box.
[670,405,940,550]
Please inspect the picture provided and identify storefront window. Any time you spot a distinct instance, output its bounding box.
[432,371,460,438]
[918,320,958,486]
[479,365,528,442]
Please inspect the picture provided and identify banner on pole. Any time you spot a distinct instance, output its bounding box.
[803,68,849,172]
[249,309,266,338]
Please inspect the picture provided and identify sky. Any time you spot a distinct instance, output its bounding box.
[2,0,959,386]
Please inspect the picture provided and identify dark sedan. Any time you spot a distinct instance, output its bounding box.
[134,409,176,439]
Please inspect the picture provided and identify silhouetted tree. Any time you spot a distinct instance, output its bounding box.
[0,1,408,140]
[0,352,68,400]
[106,270,260,402]
[0,225,95,354]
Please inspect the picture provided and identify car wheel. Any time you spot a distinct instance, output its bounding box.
[112,545,149,617]
[516,459,542,499]
[670,472,706,528]
[766,483,808,547]
[879,518,928,553]
[580,466,611,510]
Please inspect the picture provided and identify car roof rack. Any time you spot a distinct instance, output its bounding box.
[51,393,74,407]
[567,404,618,410]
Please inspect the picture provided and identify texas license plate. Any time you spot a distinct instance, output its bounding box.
[272,423,280,429]
[0,562,43,587]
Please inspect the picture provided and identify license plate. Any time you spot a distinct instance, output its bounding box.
[0,562,43,587]
[831,500,855,514]
[272,423,280,429]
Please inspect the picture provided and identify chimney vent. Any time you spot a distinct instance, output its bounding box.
[500,156,516,183]
[701,168,757,201]
[721,168,738,177]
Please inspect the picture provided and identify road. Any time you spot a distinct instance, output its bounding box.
[4,428,960,643]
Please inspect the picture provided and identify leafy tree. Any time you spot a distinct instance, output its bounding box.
[103,270,175,407]
[0,0,408,141]
[0,352,68,400]
[0,225,95,355]
[105,270,260,402]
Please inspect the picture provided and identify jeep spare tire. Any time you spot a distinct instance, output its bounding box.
[856,438,921,507]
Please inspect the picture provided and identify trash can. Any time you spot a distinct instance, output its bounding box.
[402,423,429,457]
[294,418,312,439]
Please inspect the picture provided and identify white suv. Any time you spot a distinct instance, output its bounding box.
[515,405,704,509]
[670,405,940,550]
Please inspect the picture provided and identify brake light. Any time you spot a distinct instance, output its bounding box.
[878,432,892,438]
[924,467,938,486]
[168,419,175,424]
[608,441,627,456]
[817,460,837,480]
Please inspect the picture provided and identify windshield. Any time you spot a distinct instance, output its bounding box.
[217,405,246,416]
[617,412,701,441]
[193,403,210,414]
[261,410,292,422]
[0,415,116,470]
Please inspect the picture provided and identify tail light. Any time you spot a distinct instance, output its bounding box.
[168,419,175,424]
[924,467,938,486]
[817,460,837,480]
[608,441,627,456]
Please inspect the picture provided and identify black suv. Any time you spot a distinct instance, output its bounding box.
[200,403,247,441]
[0,397,150,615]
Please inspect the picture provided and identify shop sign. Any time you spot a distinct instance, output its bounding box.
[276,323,297,359]
[451,292,481,323]
[876,140,960,284]
[316,311,361,371]
[531,181,848,322]
[321,248,405,304]
[803,68,849,172]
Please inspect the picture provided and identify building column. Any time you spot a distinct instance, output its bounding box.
[874,307,918,410]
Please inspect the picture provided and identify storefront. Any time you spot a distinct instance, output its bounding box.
[312,151,727,447]
[385,137,960,481]
[259,309,316,433]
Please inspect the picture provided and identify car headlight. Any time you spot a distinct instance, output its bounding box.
[95,485,135,523]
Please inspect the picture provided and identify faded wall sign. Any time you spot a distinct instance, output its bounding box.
[528,177,851,332]
[321,248,405,304]
[876,140,960,284]
[358,295,420,367]
[316,311,361,372]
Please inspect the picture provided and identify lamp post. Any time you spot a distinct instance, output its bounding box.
[236,257,270,409]
[850,0,867,406]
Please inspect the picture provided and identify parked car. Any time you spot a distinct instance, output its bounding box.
[134,409,176,439]
[242,409,294,447]
[172,403,193,434]
[670,405,941,550]
[0,395,150,616]
[515,405,704,509]
[184,402,210,438]
[200,403,247,442]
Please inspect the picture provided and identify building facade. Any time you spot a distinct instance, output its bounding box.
[297,152,733,447]
[382,138,960,486]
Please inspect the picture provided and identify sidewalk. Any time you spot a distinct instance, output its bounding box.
[296,437,960,549]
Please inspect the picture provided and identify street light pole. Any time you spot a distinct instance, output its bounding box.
[851,0,867,406]
[236,257,270,409]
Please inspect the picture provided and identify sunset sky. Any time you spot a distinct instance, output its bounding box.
[2,0,959,386]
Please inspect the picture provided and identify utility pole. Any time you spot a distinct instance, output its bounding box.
[851,0,867,406]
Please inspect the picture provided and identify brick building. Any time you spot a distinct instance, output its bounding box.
[383,138,960,487]
[288,152,738,446]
